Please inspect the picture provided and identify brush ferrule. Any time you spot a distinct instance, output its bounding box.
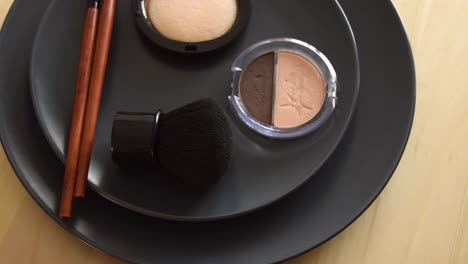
[111,111,160,164]
[88,0,100,8]
[151,110,162,162]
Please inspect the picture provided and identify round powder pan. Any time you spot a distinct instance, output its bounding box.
[134,0,251,54]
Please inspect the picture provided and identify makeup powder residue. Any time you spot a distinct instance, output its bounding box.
[240,53,275,125]
[274,51,326,128]
[147,0,238,43]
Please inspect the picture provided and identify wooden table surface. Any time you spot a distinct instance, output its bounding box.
[1,0,468,263]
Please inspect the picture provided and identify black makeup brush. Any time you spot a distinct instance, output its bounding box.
[111,99,232,189]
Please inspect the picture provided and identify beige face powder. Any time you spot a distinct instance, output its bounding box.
[274,51,326,128]
[146,0,238,43]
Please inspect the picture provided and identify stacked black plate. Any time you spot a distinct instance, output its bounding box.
[0,0,415,263]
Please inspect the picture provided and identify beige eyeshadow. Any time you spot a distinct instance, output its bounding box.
[273,51,326,128]
[146,0,238,43]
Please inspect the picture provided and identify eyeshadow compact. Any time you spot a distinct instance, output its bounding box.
[229,38,338,139]
[134,0,251,53]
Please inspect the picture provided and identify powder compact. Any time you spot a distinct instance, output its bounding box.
[229,38,338,139]
[134,0,250,53]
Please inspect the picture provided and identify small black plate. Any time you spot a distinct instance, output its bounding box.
[30,0,359,221]
[0,0,414,262]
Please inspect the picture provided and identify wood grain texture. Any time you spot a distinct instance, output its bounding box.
[61,5,99,219]
[1,0,467,263]
[75,0,116,198]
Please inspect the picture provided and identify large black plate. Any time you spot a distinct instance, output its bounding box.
[0,0,415,263]
[30,0,359,221]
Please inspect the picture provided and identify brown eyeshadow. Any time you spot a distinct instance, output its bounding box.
[239,53,275,125]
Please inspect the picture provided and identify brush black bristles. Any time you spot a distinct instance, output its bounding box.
[158,99,233,189]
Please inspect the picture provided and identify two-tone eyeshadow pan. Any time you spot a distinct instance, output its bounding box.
[229,38,338,139]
